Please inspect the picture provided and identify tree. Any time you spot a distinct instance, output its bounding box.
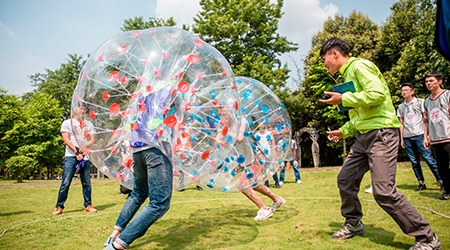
[3,92,63,179]
[375,0,450,104]
[5,155,34,182]
[192,0,298,89]
[29,54,85,120]
[121,16,177,31]
[0,88,24,169]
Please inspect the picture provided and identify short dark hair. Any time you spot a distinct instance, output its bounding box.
[401,82,414,89]
[425,71,444,82]
[320,37,351,57]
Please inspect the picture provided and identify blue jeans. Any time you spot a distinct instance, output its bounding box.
[114,147,173,248]
[264,172,280,186]
[55,157,92,208]
[280,160,301,182]
[404,134,441,183]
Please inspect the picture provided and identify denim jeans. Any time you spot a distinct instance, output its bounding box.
[55,156,92,208]
[114,147,173,248]
[280,160,301,182]
[403,134,441,183]
[264,172,280,186]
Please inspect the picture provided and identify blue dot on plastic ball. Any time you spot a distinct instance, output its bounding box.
[246,172,254,179]
[206,184,214,189]
[237,155,245,164]
[262,106,269,114]
[276,124,283,132]
[251,181,258,187]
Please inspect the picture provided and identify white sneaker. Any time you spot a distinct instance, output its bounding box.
[297,180,302,184]
[279,181,284,185]
[365,187,372,193]
[270,197,286,211]
[254,208,273,221]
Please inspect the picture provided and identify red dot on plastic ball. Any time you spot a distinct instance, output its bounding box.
[124,159,133,168]
[109,71,119,82]
[178,81,190,93]
[222,126,228,136]
[130,122,138,130]
[164,116,177,127]
[138,103,146,111]
[146,85,153,92]
[186,54,200,64]
[157,127,164,136]
[83,130,90,138]
[111,146,118,154]
[222,70,228,76]
[109,103,120,115]
[201,150,210,160]
[212,98,218,106]
[102,92,110,100]
[179,152,186,159]
[96,54,104,62]
[194,38,204,48]
[132,32,141,38]
[116,172,124,180]
[184,103,191,111]
[120,75,127,83]
[118,45,128,54]
[162,51,169,58]
[89,110,97,119]
[233,101,239,110]
[155,70,161,77]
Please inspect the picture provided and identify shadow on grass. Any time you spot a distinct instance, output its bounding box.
[328,221,410,249]
[0,210,33,216]
[134,206,299,249]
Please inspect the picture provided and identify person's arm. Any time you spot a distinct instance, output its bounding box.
[61,131,78,154]
[398,117,405,148]
[423,107,430,149]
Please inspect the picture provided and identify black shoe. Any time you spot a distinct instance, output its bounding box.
[332,221,365,240]
[275,183,282,188]
[439,181,445,193]
[196,185,203,191]
[415,183,426,191]
[438,193,449,200]
[178,189,185,192]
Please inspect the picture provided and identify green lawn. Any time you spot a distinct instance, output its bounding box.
[0,162,449,249]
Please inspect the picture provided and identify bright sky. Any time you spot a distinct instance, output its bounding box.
[0,0,396,95]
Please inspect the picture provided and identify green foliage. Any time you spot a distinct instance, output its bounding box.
[2,92,63,179]
[376,0,450,106]
[121,16,177,31]
[29,54,85,120]
[5,155,34,182]
[0,89,24,167]
[192,0,298,89]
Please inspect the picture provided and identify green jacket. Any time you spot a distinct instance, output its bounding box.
[339,57,400,138]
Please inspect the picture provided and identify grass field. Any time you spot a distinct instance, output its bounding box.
[0,162,449,249]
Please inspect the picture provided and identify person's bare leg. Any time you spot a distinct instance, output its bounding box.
[253,183,280,202]
[241,188,268,209]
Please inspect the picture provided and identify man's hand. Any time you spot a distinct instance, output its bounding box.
[319,91,342,105]
[326,129,342,143]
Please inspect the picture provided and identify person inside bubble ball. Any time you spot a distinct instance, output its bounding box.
[218,106,286,221]
[104,85,174,250]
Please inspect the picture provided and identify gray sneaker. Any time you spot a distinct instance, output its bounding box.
[409,233,442,250]
[270,197,286,211]
[332,221,365,240]
[254,208,273,221]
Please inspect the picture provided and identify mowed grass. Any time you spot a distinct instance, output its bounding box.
[0,162,449,250]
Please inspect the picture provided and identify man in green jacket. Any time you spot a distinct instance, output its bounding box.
[319,37,441,250]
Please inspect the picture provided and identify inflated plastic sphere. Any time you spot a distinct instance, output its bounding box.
[198,76,292,192]
[71,27,239,190]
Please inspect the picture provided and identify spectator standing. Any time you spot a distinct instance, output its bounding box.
[423,71,450,200]
[397,82,442,191]
[52,105,97,216]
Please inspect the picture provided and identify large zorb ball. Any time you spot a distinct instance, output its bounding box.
[198,76,292,192]
[71,27,240,189]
